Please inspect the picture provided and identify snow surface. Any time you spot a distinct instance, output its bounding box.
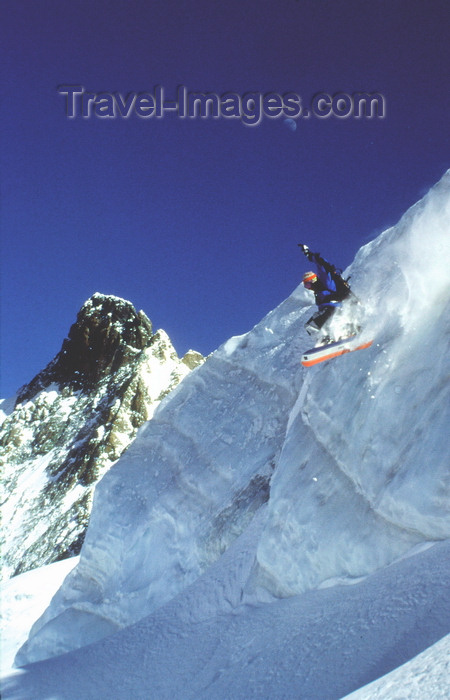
[0,557,79,676]
[1,523,449,699]
[342,634,450,700]
[2,171,450,698]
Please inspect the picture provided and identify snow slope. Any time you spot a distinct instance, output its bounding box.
[2,525,449,699]
[0,558,79,676]
[9,170,450,696]
[342,633,450,700]
[255,178,450,595]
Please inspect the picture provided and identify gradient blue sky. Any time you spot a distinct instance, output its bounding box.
[2,0,449,397]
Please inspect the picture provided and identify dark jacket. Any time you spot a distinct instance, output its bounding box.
[308,252,350,310]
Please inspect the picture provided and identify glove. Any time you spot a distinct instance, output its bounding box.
[298,243,312,260]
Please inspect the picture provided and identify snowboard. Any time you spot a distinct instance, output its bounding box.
[301,336,373,367]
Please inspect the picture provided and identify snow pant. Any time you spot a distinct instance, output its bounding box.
[305,306,336,336]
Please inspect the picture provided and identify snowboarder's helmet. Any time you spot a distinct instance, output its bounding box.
[303,271,318,288]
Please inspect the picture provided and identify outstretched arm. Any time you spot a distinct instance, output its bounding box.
[313,253,338,275]
[298,244,334,272]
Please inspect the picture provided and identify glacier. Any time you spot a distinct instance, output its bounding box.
[11,171,450,694]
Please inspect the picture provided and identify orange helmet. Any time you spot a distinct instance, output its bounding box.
[303,271,318,288]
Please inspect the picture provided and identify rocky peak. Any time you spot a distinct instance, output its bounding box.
[17,294,155,403]
[1,294,204,579]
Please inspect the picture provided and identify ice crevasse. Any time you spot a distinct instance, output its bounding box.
[17,170,450,665]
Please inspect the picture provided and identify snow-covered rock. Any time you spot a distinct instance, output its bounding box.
[15,171,450,668]
[0,293,203,579]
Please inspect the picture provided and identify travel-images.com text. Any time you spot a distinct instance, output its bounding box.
[58,85,386,125]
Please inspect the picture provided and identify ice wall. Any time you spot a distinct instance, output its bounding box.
[255,171,450,595]
[16,289,310,663]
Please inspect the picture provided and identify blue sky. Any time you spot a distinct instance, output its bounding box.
[2,0,449,397]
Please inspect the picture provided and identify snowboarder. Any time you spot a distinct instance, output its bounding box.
[298,244,352,338]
